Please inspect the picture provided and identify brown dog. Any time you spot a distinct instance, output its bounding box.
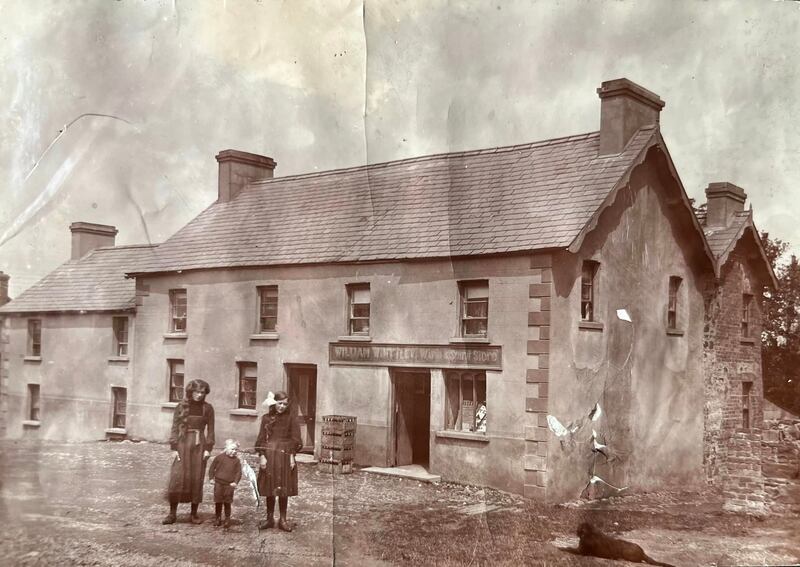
[577,522,676,566]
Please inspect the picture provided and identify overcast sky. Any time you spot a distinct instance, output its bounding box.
[1,0,799,296]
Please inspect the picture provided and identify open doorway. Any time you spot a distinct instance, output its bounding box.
[391,369,431,467]
[286,364,317,453]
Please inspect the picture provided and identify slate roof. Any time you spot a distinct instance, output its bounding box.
[0,244,158,314]
[698,209,778,289]
[130,127,659,274]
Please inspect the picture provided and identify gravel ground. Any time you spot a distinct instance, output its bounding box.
[0,440,798,566]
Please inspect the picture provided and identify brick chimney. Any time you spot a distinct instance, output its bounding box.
[705,182,747,228]
[597,78,665,156]
[0,271,9,306]
[216,150,276,203]
[70,222,118,260]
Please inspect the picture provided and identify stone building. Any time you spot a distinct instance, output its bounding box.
[0,78,774,502]
[0,223,156,440]
[698,183,777,511]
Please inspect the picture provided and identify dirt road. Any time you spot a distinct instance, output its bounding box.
[0,440,797,566]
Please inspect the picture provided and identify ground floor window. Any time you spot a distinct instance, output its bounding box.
[28,384,40,421]
[237,362,257,409]
[445,371,486,433]
[112,387,127,428]
[168,359,184,402]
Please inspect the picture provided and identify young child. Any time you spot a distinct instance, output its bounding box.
[208,439,242,528]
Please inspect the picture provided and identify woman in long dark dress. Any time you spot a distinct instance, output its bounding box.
[162,379,215,525]
[255,390,303,532]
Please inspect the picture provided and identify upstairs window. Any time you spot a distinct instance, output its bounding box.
[168,359,185,402]
[667,276,682,329]
[28,319,42,357]
[112,387,127,429]
[347,283,370,336]
[28,384,40,421]
[445,371,487,433]
[169,289,187,333]
[237,362,258,410]
[112,316,129,356]
[581,261,599,321]
[459,280,489,338]
[741,294,753,338]
[258,286,279,333]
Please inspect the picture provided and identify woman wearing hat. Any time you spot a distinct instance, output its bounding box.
[162,379,215,525]
[255,391,303,531]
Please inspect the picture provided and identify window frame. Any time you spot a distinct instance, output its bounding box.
[237,362,258,410]
[742,381,753,428]
[28,319,42,357]
[169,289,187,333]
[580,261,599,322]
[28,383,40,421]
[112,316,129,357]
[458,280,489,338]
[346,283,371,336]
[444,370,487,433]
[741,293,754,338]
[111,387,127,429]
[667,276,682,330]
[257,285,279,333]
[168,359,185,402]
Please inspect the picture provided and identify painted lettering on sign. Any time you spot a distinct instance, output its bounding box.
[329,342,502,370]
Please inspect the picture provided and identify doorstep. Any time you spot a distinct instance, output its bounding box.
[296,453,318,464]
[361,464,441,483]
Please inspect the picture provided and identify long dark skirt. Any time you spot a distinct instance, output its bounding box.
[167,438,207,503]
[257,440,298,498]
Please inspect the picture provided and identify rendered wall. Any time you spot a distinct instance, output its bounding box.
[546,161,707,502]
[130,255,531,494]
[3,312,134,440]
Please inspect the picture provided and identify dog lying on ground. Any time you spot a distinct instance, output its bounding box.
[577,522,676,566]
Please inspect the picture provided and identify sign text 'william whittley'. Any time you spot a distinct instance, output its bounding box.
[328,342,502,370]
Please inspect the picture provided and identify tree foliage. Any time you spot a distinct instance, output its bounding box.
[760,232,800,415]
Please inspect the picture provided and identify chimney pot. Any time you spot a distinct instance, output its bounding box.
[216,149,276,203]
[704,182,747,228]
[0,271,9,306]
[597,78,665,156]
[70,222,118,260]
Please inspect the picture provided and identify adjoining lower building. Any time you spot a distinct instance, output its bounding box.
[0,78,777,502]
[0,223,157,440]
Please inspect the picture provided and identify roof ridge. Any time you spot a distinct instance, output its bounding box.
[248,130,604,186]
[94,243,159,251]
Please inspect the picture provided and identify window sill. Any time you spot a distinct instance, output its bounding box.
[108,356,130,363]
[229,408,259,417]
[105,428,127,435]
[666,329,684,337]
[449,337,490,344]
[161,402,179,409]
[337,335,372,342]
[22,420,41,428]
[250,332,279,341]
[24,356,42,362]
[435,430,490,443]
[578,321,604,331]
[740,337,757,345]
[163,333,188,340]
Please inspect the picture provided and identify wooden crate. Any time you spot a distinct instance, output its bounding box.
[318,460,353,474]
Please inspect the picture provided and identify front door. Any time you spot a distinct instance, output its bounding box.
[393,370,431,467]
[287,365,317,453]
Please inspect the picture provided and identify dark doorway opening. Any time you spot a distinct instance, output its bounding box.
[392,369,431,467]
[286,364,317,453]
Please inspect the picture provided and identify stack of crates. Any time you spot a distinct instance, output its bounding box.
[319,415,357,474]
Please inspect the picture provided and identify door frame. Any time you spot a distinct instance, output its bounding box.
[284,363,317,453]
[387,367,431,467]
